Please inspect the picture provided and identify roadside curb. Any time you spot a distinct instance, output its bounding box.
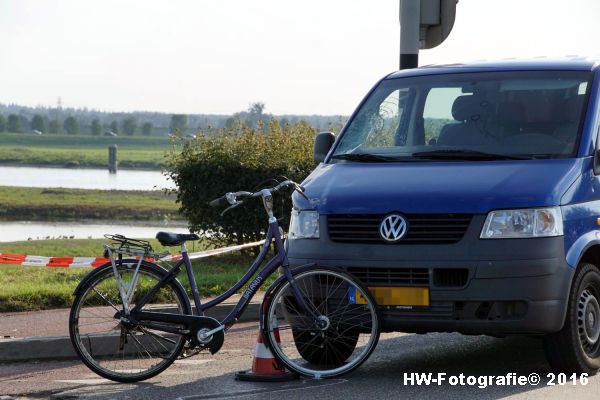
[0,302,260,363]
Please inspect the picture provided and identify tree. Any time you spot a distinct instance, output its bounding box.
[0,115,5,132]
[169,114,188,134]
[48,120,60,134]
[31,114,46,133]
[247,102,267,129]
[122,117,137,136]
[249,102,265,117]
[110,120,119,134]
[19,115,29,132]
[64,116,79,135]
[142,122,153,136]
[91,119,101,136]
[224,116,241,130]
[7,114,20,133]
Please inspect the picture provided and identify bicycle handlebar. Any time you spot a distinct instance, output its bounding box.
[208,195,228,208]
[208,180,305,210]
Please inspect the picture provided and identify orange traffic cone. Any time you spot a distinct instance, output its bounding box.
[235,316,297,382]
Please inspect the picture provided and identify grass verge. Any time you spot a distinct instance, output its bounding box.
[0,186,180,221]
[0,239,271,312]
[0,133,173,169]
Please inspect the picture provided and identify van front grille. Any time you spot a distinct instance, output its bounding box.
[346,267,430,286]
[433,268,469,287]
[327,214,472,244]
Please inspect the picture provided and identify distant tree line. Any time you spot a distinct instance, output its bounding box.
[0,112,153,136]
[0,102,346,136]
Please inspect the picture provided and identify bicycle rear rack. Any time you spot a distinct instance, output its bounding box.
[102,234,170,316]
[103,234,170,259]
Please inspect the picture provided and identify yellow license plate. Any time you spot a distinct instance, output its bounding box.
[356,286,430,307]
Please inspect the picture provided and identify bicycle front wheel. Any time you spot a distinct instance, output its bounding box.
[69,261,190,382]
[263,267,379,378]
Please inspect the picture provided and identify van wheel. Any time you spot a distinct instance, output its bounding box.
[543,263,600,375]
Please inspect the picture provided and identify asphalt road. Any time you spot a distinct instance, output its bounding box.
[1,324,599,400]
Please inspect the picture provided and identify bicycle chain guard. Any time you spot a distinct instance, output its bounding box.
[189,316,224,354]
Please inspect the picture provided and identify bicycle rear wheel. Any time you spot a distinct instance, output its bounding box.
[263,267,379,378]
[69,261,190,382]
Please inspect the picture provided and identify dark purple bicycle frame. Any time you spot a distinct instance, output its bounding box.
[129,220,316,333]
[196,220,287,325]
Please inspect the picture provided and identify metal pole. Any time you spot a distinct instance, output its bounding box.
[399,0,420,69]
[108,144,118,174]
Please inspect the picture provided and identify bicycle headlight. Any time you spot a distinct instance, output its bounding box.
[289,210,320,239]
[480,207,563,239]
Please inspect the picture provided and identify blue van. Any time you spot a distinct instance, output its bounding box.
[287,58,600,374]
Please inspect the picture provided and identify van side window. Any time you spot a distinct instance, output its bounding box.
[423,88,463,145]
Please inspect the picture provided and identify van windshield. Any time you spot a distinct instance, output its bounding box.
[332,71,592,161]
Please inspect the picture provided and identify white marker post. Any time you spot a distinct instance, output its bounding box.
[399,0,459,70]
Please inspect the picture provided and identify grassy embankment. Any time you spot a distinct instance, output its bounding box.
[0,132,171,169]
[0,187,195,312]
[0,133,262,312]
[0,238,267,312]
[0,185,179,221]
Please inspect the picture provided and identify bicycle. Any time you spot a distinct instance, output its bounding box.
[69,180,380,382]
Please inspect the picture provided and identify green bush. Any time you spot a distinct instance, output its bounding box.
[166,120,317,245]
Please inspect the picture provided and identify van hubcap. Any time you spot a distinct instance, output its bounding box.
[578,289,600,352]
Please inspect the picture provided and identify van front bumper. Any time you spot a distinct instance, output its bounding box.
[286,215,574,335]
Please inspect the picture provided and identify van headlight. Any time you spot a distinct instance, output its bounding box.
[481,207,563,239]
[289,210,320,239]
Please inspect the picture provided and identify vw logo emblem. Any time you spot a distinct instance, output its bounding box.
[379,214,408,242]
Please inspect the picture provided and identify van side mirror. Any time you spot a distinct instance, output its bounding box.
[594,149,600,175]
[314,131,336,163]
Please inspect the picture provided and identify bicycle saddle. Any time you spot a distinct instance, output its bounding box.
[156,231,200,246]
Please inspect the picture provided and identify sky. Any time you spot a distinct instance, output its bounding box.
[0,0,599,116]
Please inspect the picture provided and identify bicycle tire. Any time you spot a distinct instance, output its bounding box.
[263,266,380,378]
[69,260,190,382]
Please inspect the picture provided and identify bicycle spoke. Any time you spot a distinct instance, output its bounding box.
[139,327,177,346]
[90,286,121,312]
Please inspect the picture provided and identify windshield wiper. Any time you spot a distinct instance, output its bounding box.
[331,153,403,162]
[411,149,531,161]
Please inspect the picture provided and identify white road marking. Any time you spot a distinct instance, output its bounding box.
[55,378,109,385]
[114,369,145,374]
[174,359,215,365]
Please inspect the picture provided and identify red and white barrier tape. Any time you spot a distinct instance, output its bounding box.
[0,254,110,268]
[160,239,266,262]
[0,239,266,268]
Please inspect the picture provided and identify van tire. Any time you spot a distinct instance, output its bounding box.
[292,327,359,366]
[543,263,600,375]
